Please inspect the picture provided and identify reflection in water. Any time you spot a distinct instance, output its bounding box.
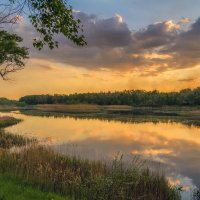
[2,111,200,199]
[18,109,200,128]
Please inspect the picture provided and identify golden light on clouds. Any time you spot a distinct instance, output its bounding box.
[164,20,181,30]
[143,53,172,60]
[115,13,123,23]
[131,53,172,60]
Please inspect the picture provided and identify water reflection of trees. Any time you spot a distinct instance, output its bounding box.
[19,110,200,128]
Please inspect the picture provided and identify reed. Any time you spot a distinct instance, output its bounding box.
[0,145,181,200]
[0,130,35,149]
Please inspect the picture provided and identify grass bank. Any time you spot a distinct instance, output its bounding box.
[0,173,70,200]
[17,104,200,118]
[0,145,181,200]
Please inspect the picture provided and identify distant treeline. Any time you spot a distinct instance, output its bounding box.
[18,87,200,106]
[0,98,25,106]
[0,98,17,105]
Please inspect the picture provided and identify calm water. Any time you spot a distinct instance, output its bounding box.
[2,111,200,199]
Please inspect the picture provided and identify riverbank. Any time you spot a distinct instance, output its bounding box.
[0,116,181,200]
[12,104,200,129]
[0,116,21,128]
[2,104,200,116]
[0,145,181,200]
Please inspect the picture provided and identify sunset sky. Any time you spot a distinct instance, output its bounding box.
[2,0,200,99]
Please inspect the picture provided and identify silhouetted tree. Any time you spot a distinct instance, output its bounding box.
[0,0,86,79]
[0,30,28,79]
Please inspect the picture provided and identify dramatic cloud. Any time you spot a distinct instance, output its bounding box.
[12,12,200,76]
[133,20,179,49]
[164,18,200,69]
[76,12,132,47]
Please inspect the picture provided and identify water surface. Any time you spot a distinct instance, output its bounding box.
[2,111,200,199]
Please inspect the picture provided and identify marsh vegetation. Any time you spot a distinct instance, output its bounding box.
[0,145,181,200]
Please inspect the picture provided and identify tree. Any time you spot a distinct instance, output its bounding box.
[0,30,28,79]
[0,0,86,79]
[2,0,86,48]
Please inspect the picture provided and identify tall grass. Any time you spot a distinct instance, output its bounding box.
[0,145,181,200]
[0,130,35,149]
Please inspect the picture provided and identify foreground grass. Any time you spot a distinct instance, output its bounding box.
[0,173,70,200]
[0,145,181,200]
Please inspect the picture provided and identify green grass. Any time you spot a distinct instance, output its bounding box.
[0,174,70,200]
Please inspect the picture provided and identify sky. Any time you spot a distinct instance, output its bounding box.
[1,0,200,99]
